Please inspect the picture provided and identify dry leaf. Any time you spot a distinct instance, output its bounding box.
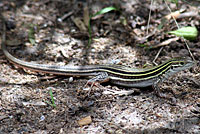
[77,116,92,126]
[83,6,90,27]
[178,11,198,19]
[152,37,179,49]
[71,17,87,31]
[165,11,180,20]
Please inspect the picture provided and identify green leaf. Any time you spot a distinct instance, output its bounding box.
[29,38,35,45]
[50,89,56,107]
[167,0,179,6]
[168,26,198,41]
[91,6,118,18]
[28,24,36,45]
[46,89,56,108]
[138,44,148,48]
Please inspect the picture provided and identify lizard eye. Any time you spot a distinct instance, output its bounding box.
[180,61,185,66]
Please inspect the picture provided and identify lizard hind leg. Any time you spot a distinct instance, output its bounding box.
[86,72,110,87]
[83,72,110,96]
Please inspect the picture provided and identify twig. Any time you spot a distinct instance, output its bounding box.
[153,47,163,65]
[146,0,154,35]
[59,11,74,22]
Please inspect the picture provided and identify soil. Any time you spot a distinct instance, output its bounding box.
[0,0,200,134]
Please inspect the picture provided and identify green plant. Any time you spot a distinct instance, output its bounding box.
[45,89,56,108]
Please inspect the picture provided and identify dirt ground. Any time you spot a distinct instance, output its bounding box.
[0,0,200,134]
